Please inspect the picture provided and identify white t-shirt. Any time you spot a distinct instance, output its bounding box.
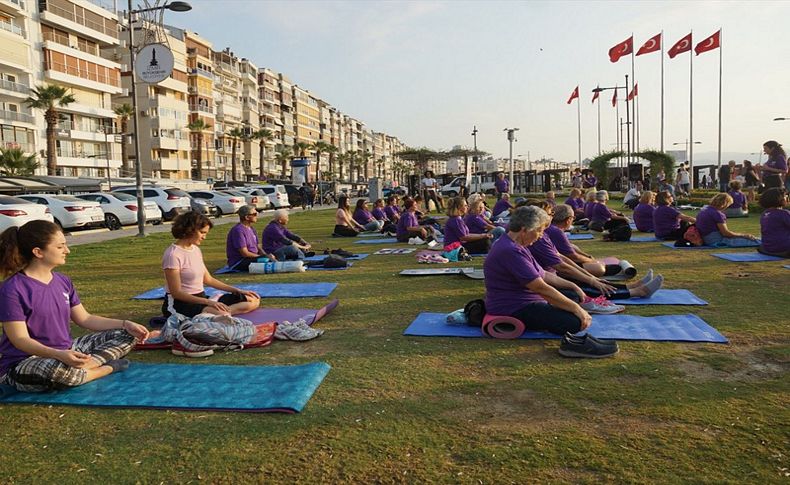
[624,188,641,204]
[422,177,437,191]
[679,170,690,184]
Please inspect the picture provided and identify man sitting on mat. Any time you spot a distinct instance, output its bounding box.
[262,209,312,261]
[226,205,276,271]
[757,188,790,258]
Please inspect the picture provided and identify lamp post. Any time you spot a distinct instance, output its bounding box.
[127,0,192,237]
[593,80,630,166]
[672,140,702,164]
[773,117,790,121]
[503,127,518,193]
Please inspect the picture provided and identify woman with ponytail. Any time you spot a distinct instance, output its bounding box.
[0,221,149,392]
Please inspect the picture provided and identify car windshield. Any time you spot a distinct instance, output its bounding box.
[0,196,31,205]
[165,188,188,197]
[111,192,136,201]
[54,195,84,202]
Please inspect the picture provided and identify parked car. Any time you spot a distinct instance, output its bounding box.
[218,189,270,212]
[77,192,162,230]
[241,184,290,209]
[188,190,246,216]
[440,176,496,197]
[382,186,407,198]
[0,195,55,234]
[17,194,104,230]
[187,195,219,218]
[112,186,191,221]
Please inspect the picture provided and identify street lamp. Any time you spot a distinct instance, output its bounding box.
[503,127,518,192]
[773,117,790,121]
[593,77,631,166]
[127,0,192,237]
[672,140,701,163]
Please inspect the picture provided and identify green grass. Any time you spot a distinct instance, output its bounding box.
[1,203,788,483]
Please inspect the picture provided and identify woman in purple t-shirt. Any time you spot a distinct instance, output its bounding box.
[353,199,384,232]
[0,220,149,393]
[757,188,790,257]
[444,197,493,253]
[464,199,506,241]
[724,180,749,218]
[761,140,787,190]
[632,191,656,233]
[652,191,696,240]
[396,199,431,242]
[696,193,759,247]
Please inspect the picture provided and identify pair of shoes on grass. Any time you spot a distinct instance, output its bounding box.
[559,333,619,359]
[581,295,625,314]
[274,318,324,341]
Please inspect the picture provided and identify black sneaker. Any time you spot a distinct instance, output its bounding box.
[559,333,619,358]
[304,251,315,257]
[563,332,618,351]
[331,249,354,258]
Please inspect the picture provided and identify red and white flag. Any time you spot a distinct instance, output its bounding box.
[695,30,720,55]
[627,83,638,101]
[609,36,633,63]
[592,89,600,103]
[567,86,579,104]
[611,89,618,107]
[636,33,661,56]
[668,33,692,59]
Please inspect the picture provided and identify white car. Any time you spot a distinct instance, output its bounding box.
[77,192,162,230]
[0,195,55,234]
[17,194,105,230]
[188,190,246,216]
[242,185,290,209]
[219,189,271,212]
[440,176,496,197]
[112,186,191,221]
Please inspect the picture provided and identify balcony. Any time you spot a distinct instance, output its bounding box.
[188,103,214,114]
[0,19,25,37]
[0,78,28,95]
[2,140,34,153]
[0,0,25,11]
[45,60,120,88]
[0,109,34,123]
[189,66,213,79]
[40,1,118,40]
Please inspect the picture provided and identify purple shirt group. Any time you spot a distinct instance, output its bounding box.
[484,235,546,315]
[545,224,576,257]
[695,205,726,237]
[633,203,655,232]
[353,208,374,225]
[396,210,419,239]
[565,197,584,211]
[443,216,470,246]
[760,208,790,253]
[463,213,488,234]
[371,207,388,221]
[226,223,259,266]
[384,205,401,220]
[653,205,681,239]
[261,221,299,254]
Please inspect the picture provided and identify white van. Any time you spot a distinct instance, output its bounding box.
[440,176,496,197]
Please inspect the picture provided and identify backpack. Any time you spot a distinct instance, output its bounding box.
[161,313,257,353]
[463,299,486,327]
[603,224,632,241]
[683,224,704,246]
[322,254,348,268]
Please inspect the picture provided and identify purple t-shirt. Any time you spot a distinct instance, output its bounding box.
[696,205,726,237]
[495,178,509,194]
[653,205,681,238]
[262,221,299,254]
[396,211,419,238]
[443,216,469,246]
[0,272,80,376]
[371,207,387,221]
[353,208,374,225]
[226,223,258,266]
[765,155,788,174]
[384,205,400,220]
[484,234,546,315]
[546,224,575,256]
[728,191,746,209]
[463,213,488,234]
[528,233,563,272]
[565,197,584,211]
[584,201,596,219]
[585,175,598,188]
[492,199,512,217]
[633,203,655,232]
[760,208,790,253]
[590,203,613,224]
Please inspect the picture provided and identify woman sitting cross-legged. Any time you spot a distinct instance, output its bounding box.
[757,188,790,258]
[163,212,260,318]
[724,180,749,218]
[371,198,397,235]
[444,196,493,254]
[492,193,513,220]
[353,199,384,232]
[0,220,149,392]
[464,198,506,242]
[483,206,592,335]
[652,191,696,240]
[384,195,402,224]
[588,190,630,232]
[696,193,760,247]
[396,199,432,242]
[333,196,365,237]
[262,209,312,261]
[632,191,656,233]
[564,188,586,222]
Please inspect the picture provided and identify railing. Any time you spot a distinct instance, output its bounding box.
[0,78,28,94]
[46,60,120,87]
[0,109,34,123]
[42,2,117,38]
[57,121,113,133]
[188,103,213,114]
[190,67,213,78]
[42,31,99,56]
[4,0,26,9]
[0,19,25,37]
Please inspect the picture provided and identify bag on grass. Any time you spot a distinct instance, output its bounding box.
[603,224,632,242]
[161,313,258,353]
[683,224,704,246]
[322,254,348,268]
[463,299,486,327]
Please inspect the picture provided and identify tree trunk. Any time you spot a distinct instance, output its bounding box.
[328,152,334,179]
[45,108,58,176]
[281,159,287,178]
[258,139,265,180]
[339,159,343,181]
[195,132,203,180]
[231,138,237,181]
[315,151,321,182]
[120,118,129,176]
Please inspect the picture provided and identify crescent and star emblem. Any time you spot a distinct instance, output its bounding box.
[701,38,714,48]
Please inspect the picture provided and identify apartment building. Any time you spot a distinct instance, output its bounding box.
[257,67,281,177]
[211,47,242,180]
[0,0,36,158]
[184,30,216,179]
[277,73,294,176]
[238,57,260,180]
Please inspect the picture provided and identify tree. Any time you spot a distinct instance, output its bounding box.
[335,152,349,181]
[311,141,332,182]
[25,84,75,175]
[274,145,292,178]
[375,157,385,178]
[395,147,447,175]
[250,128,273,180]
[113,103,134,177]
[187,118,212,180]
[227,127,245,181]
[325,144,338,180]
[347,151,360,181]
[446,147,489,179]
[360,149,372,181]
[293,141,311,158]
[0,148,40,176]
[588,149,675,191]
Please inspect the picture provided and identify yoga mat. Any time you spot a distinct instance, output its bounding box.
[373,248,416,255]
[630,235,661,242]
[400,267,475,276]
[616,289,708,305]
[238,298,339,325]
[356,232,386,237]
[215,264,242,275]
[303,253,369,262]
[403,312,727,343]
[132,283,338,300]
[353,238,398,244]
[0,362,330,413]
[662,242,716,250]
[567,233,594,240]
[306,262,353,271]
[784,265,790,270]
[712,253,784,262]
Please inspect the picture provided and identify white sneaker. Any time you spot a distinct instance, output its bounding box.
[408,237,425,245]
[581,296,625,314]
[275,320,323,341]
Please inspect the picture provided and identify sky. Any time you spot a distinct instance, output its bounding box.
[166,0,790,165]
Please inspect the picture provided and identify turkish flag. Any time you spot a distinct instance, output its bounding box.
[695,30,721,55]
[668,33,692,59]
[609,36,633,63]
[567,86,579,104]
[627,83,638,101]
[592,89,600,103]
[611,89,617,107]
[636,33,661,56]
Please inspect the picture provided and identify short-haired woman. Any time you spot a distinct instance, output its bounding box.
[464,198,506,242]
[445,196,493,254]
[583,189,597,221]
[492,193,513,220]
[353,199,384,232]
[696,193,759,247]
[725,180,749,218]
[396,199,430,242]
[564,188,585,219]
[652,191,696,240]
[333,196,365,237]
[163,212,260,318]
[588,190,630,232]
[757,188,790,258]
[0,221,148,392]
[632,191,656,233]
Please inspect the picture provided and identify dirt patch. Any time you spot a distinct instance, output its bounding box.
[676,349,786,382]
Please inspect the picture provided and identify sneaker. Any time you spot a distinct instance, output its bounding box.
[274,321,322,341]
[386,231,397,237]
[427,240,439,248]
[408,237,425,245]
[581,296,626,314]
[563,332,618,351]
[171,342,214,358]
[559,333,619,358]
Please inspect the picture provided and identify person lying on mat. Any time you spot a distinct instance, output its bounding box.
[226,205,277,271]
[588,190,630,232]
[464,198,506,242]
[262,209,312,261]
[163,212,260,318]
[384,195,402,223]
[632,191,656,233]
[396,199,433,243]
[333,196,365,237]
[445,197,494,254]
[352,199,385,232]
[696,193,760,248]
[725,180,749,218]
[757,188,790,258]
[492,193,513,220]
[652,191,696,240]
[483,206,592,335]
[0,220,148,393]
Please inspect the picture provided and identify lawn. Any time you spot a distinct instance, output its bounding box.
[0,201,787,483]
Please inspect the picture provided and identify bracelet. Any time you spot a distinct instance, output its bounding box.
[121,320,129,330]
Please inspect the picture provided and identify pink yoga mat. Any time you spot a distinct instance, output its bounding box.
[237,299,339,326]
[481,314,525,339]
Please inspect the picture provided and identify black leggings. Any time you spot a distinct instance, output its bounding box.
[511,302,583,335]
[423,190,441,212]
[397,229,424,242]
[656,220,690,241]
[462,238,490,255]
[333,225,359,237]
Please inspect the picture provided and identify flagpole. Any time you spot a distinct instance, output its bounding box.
[630,32,636,167]
[689,30,694,189]
[597,92,601,154]
[636,90,640,152]
[717,29,723,169]
[660,30,665,152]
[577,90,582,166]
[615,87,620,165]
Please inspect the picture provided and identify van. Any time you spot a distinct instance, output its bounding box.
[440,176,496,197]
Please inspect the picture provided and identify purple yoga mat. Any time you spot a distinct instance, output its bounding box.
[238,299,339,326]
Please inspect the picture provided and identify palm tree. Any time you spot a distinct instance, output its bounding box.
[360,149,372,181]
[375,157,385,178]
[187,118,212,180]
[250,128,273,180]
[293,141,311,158]
[0,148,40,176]
[395,147,447,175]
[311,141,332,182]
[113,103,134,177]
[25,84,75,175]
[347,151,359,182]
[325,144,338,180]
[274,145,293,178]
[227,127,245,181]
[336,152,348,182]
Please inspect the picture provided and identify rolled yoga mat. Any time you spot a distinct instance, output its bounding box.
[662,242,717,250]
[481,314,525,339]
[132,283,338,300]
[711,252,785,262]
[400,268,475,276]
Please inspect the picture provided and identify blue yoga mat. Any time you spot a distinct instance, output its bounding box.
[307,262,353,271]
[132,282,337,300]
[712,252,784,262]
[303,253,369,262]
[353,238,398,244]
[567,233,594,240]
[784,265,790,270]
[630,235,661,242]
[616,289,707,305]
[0,362,331,413]
[403,312,727,343]
[662,242,716,250]
[356,232,386,237]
